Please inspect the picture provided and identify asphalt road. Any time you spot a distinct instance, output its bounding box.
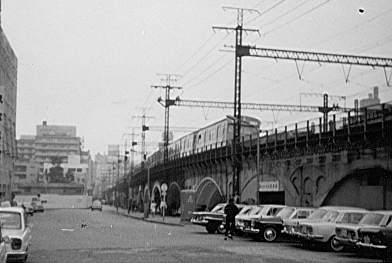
[26,208,382,263]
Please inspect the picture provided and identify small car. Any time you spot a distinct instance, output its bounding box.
[191,203,225,233]
[91,200,102,211]
[31,200,44,213]
[249,206,314,242]
[235,205,263,235]
[0,207,32,262]
[240,204,285,237]
[296,207,367,252]
[356,217,392,259]
[0,225,6,263]
[335,211,392,249]
[204,204,246,234]
[18,202,34,216]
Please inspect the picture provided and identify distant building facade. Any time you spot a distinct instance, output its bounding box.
[15,122,94,194]
[360,86,380,108]
[0,2,18,200]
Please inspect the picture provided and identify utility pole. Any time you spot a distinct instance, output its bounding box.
[213,7,259,200]
[152,74,182,164]
[132,114,154,167]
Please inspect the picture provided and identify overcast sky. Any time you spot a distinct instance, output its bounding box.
[2,0,392,158]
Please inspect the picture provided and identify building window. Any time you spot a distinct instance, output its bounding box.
[76,168,82,172]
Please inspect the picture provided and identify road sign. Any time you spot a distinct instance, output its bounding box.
[161,183,168,192]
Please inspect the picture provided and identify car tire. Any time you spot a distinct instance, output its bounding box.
[217,224,225,234]
[206,223,217,234]
[329,236,344,252]
[263,227,278,242]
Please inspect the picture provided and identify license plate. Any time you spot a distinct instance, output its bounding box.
[364,235,371,244]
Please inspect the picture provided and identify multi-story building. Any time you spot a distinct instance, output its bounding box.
[34,121,81,164]
[15,122,88,192]
[0,3,17,200]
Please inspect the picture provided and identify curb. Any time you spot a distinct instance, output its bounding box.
[108,210,184,227]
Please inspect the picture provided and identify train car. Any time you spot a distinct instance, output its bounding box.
[147,115,261,164]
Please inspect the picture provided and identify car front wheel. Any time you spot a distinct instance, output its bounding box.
[263,227,277,242]
[329,236,344,252]
[206,222,218,234]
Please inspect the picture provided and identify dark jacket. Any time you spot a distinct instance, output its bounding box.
[224,203,239,221]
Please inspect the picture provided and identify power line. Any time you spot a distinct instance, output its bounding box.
[261,0,311,27]
[173,33,216,73]
[263,0,332,36]
[246,0,287,25]
[182,53,229,86]
[180,34,230,80]
[187,59,232,88]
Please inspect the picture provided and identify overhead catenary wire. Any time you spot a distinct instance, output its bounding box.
[263,0,332,36]
[187,59,232,88]
[179,34,230,81]
[173,33,216,73]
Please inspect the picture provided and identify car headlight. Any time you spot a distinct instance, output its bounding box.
[11,238,22,250]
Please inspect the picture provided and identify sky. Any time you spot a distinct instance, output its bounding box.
[2,0,392,159]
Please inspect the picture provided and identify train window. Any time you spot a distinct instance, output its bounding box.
[217,126,220,137]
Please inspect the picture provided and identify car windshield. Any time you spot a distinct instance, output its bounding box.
[211,204,224,213]
[0,212,22,229]
[250,206,264,216]
[359,213,384,226]
[323,211,339,222]
[308,209,328,219]
[238,206,253,215]
[93,201,101,205]
[276,207,295,219]
[340,212,365,224]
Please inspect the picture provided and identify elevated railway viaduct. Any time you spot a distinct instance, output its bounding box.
[129,105,392,219]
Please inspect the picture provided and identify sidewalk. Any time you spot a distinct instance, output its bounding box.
[104,205,185,227]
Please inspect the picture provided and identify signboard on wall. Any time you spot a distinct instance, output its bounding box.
[259,181,280,192]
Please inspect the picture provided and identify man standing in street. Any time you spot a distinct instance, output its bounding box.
[224,198,239,239]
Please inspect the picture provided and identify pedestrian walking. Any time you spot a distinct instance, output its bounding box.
[224,198,239,240]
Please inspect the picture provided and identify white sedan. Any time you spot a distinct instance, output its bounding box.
[0,226,6,263]
[0,207,32,262]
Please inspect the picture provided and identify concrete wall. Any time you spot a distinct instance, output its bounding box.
[15,194,93,209]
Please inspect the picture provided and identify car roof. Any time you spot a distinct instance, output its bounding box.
[319,206,367,211]
[372,210,392,214]
[0,207,24,213]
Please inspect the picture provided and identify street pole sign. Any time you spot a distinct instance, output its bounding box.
[161,183,168,221]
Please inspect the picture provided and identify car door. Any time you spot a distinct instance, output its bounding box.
[0,226,6,263]
[23,212,32,250]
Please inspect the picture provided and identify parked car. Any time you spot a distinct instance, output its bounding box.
[248,206,314,242]
[235,205,263,235]
[204,204,246,234]
[0,207,32,262]
[0,225,6,263]
[18,202,34,216]
[240,204,285,237]
[284,206,355,238]
[296,207,367,252]
[31,200,44,213]
[91,200,103,211]
[356,217,392,259]
[335,211,392,249]
[191,203,225,231]
[190,203,246,234]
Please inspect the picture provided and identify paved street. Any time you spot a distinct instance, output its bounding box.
[26,208,382,263]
